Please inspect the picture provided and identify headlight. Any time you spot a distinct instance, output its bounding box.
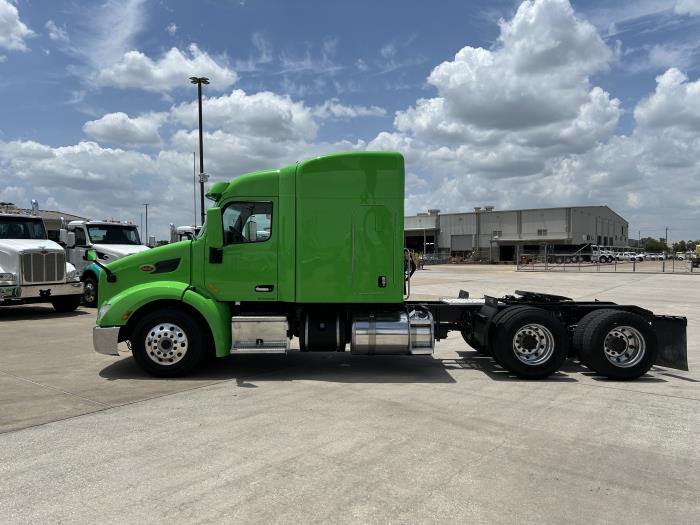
[66,269,78,281]
[97,303,111,321]
[0,273,16,282]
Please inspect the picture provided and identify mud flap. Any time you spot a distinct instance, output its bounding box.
[653,316,688,371]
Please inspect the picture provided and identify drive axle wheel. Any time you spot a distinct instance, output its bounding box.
[490,307,568,379]
[131,309,205,377]
[573,309,657,380]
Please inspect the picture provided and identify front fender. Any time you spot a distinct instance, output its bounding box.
[183,289,231,357]
[98,281,188,327]
[98,283,231,358]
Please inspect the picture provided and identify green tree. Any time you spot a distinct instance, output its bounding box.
[643,238,667,252]
[672,240,687,253]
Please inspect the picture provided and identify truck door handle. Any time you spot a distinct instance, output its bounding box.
[255,285,274,292]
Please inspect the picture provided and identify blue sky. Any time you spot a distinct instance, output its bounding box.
[1,0,700,240]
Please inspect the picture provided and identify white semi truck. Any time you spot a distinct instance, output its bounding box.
[62,220,150,306]
[0,208,83,311]
[169,224,201,243]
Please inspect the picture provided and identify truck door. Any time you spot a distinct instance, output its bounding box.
[205,200,278,301]
[68,226,89,273]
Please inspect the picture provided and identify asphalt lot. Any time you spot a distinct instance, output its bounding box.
[1,265,698,523]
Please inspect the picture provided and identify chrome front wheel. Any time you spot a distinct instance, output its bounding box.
[131,308,205,377]
[144,322,189,366]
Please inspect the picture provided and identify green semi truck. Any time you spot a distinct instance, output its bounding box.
[92,152,688,380]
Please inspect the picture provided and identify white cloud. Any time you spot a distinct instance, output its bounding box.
[170,89,317,142]
[376,0,621,191]
[312,99,386,119]
[76,0,147,66]
[234,32,273,72]
[45,20,68,43]
[0,85,374,238]
[364,0,700,237]
[94,44,237,92]
[166,22,178,35]
[83,112,166,146]
[278,37,342,74]
[0,0,34,51]
[674,0,700,15]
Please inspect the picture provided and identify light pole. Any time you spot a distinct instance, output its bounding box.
[143,203,149,245]
[190,76,210,225]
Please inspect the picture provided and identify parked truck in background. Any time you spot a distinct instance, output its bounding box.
[0,206,83,311]
[169,224,201,243]
[62,220,150,307]
[91,152,688,381]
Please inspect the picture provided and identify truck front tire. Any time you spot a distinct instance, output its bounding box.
[83,275,98,307]
[131,309,205,377]
[51,295,82,313]
[490,307,568,379]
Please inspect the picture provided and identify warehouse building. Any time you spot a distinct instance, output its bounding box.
[405,206,629,262]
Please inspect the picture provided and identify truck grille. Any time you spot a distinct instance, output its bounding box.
[21,251,66,284]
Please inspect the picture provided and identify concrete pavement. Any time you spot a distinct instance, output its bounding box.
[1,266,698,523]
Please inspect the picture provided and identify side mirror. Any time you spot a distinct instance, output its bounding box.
[246,220,257,242]
[84,249,97,262]
[206,208,223,249]
[59,229,76,248]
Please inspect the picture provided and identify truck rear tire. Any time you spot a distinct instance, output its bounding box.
[490,307,568,379]
[51,295,82,313]
[83,275,98,307]
[131,309,205,377]
[573,309,657,380]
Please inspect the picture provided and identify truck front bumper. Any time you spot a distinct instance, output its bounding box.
[93,326,121,356]
[1,281,83,300]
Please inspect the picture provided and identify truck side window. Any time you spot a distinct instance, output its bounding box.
[74,228,87,246]
[222,202,272,245]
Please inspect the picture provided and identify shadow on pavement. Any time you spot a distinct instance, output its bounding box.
[455,351,666,382]
[99,351,458,384]
[455,351,578,382]
[0,305,90,321]
[100,349,667,384]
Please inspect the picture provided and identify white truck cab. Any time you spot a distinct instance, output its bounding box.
[169,224,202,243]
[0,209,83,312]
[63,220,150,306]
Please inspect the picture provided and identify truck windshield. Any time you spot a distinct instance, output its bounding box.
[88,225,141,245]
[0,217,47,240]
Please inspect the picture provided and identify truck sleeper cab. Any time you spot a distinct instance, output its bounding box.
[92,152,688,381]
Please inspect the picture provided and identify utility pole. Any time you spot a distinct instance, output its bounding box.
[193,151,197,227]
[190,77,210,225]
[143,203,149,245]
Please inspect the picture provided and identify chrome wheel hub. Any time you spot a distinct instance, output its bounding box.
[84,282,95,302]
[512,324,555,366]
[603,325,645,368]
[145,323,188,365]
